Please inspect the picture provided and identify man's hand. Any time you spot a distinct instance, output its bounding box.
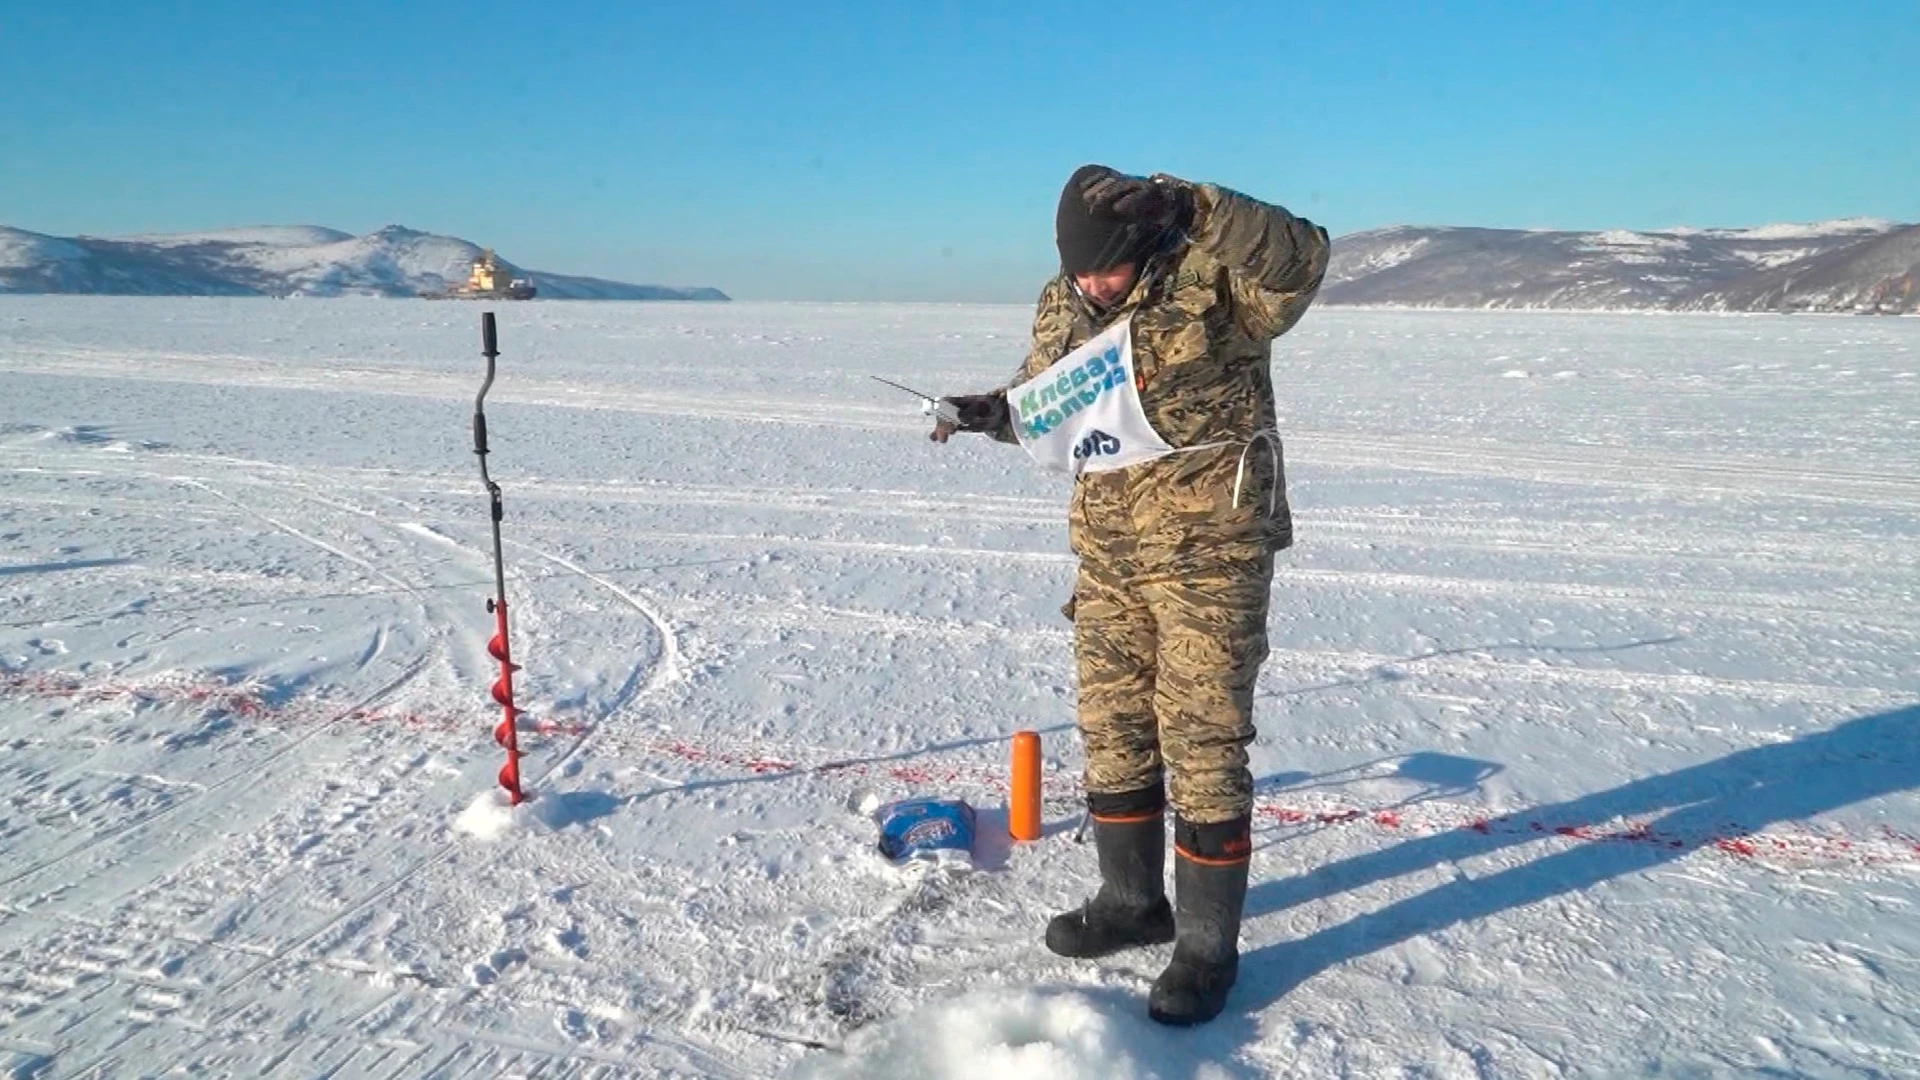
[1080,172,1195,233]
[929,391,1008,443]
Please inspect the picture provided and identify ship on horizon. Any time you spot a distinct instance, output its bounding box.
[422,249,535,300]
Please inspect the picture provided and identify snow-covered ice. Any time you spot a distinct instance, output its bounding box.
[1,297,1916,1077]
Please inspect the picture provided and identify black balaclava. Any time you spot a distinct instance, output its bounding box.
[1055,164,1157,275]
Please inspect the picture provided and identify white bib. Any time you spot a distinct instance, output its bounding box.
[1008,318,1176,475]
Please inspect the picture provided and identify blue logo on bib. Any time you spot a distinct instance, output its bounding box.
[1073,429,1122,461]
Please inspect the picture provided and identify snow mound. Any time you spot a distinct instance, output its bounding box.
[454,787,628,840]
[453,788,541,841]
[800,990,1225,1080]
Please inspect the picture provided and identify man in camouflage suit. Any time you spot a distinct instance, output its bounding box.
[932,164,1328,1024]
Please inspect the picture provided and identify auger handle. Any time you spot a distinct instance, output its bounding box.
[474,312,498,457]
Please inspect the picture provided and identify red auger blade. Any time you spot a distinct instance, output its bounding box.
[487,632,510,664]
[491,674,514,708]
[494,715,517,748]
[498,758,523,803]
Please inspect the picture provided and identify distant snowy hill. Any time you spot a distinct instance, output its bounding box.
[0,224,729,301]
[1684,223,1920,315]
[1324,219,1919,314]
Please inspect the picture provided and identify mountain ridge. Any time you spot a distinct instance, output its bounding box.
[0,223,729,301]
[1321,219,1919,314]
[7,217,1914,312]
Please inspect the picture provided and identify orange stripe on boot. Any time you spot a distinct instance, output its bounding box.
[1092,810,1163,824]
[1175,845,1251,867]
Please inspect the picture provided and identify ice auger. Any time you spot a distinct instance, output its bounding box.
[473,312,524,803]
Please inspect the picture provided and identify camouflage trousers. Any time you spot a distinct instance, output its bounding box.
[1073,551,1274,825]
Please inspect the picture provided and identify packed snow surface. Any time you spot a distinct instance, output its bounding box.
[1,298,1916,1078]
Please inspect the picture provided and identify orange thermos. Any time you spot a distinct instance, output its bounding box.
[1009,730,1042,842]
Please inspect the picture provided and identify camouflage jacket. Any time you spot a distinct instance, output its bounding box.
[995,181,1330,573]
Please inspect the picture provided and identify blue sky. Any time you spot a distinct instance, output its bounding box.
[3,1,1914,301]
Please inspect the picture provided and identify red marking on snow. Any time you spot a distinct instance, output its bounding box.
[886,765,932,785]
[886,764,974,787]
[609,734,1919,869]
[0,668,585,741]
[1247,795,1917,869]
[660,741,710,764]
[6,670,273,723]
[16,670,1910,870]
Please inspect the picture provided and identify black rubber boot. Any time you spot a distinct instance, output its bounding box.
[1149,815,1251,1026]
[1045,810,1174,959]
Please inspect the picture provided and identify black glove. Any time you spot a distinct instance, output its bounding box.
[929,391,1008,442]
[1081,172,1195,233]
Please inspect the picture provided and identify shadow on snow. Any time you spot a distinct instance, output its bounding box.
[1235,703,1919,1015]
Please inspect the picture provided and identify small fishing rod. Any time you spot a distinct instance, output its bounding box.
[871,375,960,426]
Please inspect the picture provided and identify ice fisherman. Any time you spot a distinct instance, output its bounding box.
[931,165,1330,1025]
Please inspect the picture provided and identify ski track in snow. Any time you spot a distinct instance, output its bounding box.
[0,299,1916,1079]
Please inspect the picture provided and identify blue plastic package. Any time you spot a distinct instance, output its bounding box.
[874,797,976,862]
